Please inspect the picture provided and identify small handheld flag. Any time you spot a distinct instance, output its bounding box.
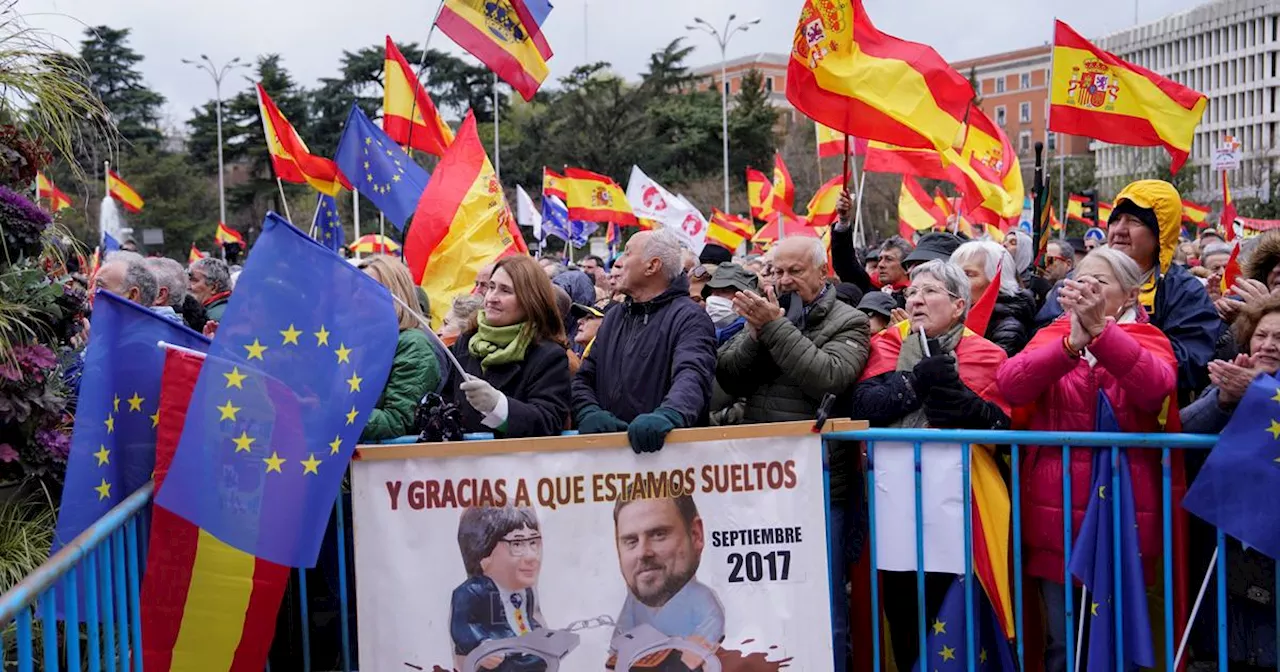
[335,105,432,230]
[313,193,345,252]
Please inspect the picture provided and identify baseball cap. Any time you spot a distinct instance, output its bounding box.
[857,292,897,319]
[570,303,604,319]
[702,262,759,297]
[903,232,963,266]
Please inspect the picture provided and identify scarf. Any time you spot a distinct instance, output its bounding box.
[468,314,533,371]
[892,322,966,428]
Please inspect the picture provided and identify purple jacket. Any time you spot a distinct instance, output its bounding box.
[572,282,716,425]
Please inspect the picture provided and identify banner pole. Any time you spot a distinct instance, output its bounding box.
[275,178,293,223]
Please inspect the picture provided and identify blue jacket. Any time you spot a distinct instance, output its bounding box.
[449,576,545,672]
[1037,262,1221,396]
[715,318,746,346]
[572,280,717,425]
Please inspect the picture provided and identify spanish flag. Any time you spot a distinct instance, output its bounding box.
[543,167,567,201]
[256,83,347,196]
[787,0,976,154]
[141,349,290,672]
[772,153,795,211]
[188,245,206,265]
[106,170,144,213]
[805,175,844,229]
[563,168,637,226]
[706,209,754,250]
[1050,20,1206,173]
[815,123,865,158]
[1098,201,1114,225]
[898,176,946,238]
[436,0,552,101]
[1221,172,1238,241]
[37,172,72,212]
[752,211,815,245]
[746,168,775,221]
[383,36,454,156]
[405,113,528,328]
[1182,200,1210,227]
[1067,194,1088,224]
[215,222,246,246]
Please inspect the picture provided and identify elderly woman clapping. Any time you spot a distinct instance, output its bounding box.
[851,260,1011,430]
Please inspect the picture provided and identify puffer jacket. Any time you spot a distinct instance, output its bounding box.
[986,289,1036,357]
[361,328,441,442]
[716,286,870,422]
[996,317,1176,582]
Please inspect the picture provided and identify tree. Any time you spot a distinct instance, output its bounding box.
[79,27,164,151]
[968,67,984,107]
[641,39,698,94]
[727,69,778,186]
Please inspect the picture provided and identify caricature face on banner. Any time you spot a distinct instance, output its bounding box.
[350,434,832,672]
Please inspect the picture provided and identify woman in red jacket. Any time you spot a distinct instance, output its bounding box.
[996,247,1177,672]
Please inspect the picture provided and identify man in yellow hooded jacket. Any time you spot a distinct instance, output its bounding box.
[1038,180,1224,401]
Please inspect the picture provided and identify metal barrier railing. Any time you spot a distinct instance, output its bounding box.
[2,429,1276,671]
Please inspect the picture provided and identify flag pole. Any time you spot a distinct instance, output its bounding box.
[352,190,362,260]
[404,0,449,155]
[379,212,386,245]
[275,178,293,223]
[101,160,109,249]
[1174,547,1219,670]
[492,72,501,179]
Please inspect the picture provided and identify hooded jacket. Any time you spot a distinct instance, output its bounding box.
[987,289,1037,356]
[1243,230,1280,287]
[572,279,717,425]
[1036,180,1222,396]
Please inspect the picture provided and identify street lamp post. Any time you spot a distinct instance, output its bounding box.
[688,15,760,214]
[182,55,245,231]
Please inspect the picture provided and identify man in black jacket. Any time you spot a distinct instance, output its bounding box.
[572,229,717,453]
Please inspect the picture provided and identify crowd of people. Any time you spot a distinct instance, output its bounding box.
[86,176,1278,670]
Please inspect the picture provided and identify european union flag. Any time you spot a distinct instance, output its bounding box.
[334,104,430,230]
[541,194,598,248]
[53,292,210,549]
[910,577,1015,672]
[1185,374,1280,559]
[154,213,398,567]
[313,193,345,252]
[1068,391,1155,671]
[103,232,120,251]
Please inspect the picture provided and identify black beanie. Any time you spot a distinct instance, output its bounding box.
[699,244,732,265]
[1109,200,1160,238]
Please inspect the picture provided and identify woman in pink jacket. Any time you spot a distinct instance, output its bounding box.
[996,248,1177,672]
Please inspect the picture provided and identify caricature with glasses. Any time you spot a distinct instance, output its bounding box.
[451,506,549,672]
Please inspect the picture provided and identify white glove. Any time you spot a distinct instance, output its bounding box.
[460,375,504,415]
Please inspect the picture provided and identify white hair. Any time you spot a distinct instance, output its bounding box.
[1079,247,1143,292]
[950,241,1019,296]
[1009,230,1034,273]
[102,250,158,306]
[909,260,971,320]
[143,257,188,307]
[645,229,685,283]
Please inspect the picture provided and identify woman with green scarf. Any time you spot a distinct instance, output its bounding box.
[449,255,572,437]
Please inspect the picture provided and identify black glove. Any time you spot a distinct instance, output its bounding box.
[924,383,1010,430]
[627,408,685,454]
[576,405,629,434]
[911,355,960,395]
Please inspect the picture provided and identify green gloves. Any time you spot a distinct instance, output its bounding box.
[627,408,685,454]
[576,405,629,435]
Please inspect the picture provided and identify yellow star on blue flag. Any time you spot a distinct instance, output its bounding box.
[312,193,345,252]
[155,214,399,568]
[334,105,430,230]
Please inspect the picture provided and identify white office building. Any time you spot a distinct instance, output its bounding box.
[1092,0,1280,201]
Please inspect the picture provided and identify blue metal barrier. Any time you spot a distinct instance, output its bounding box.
[5,428,1278,672]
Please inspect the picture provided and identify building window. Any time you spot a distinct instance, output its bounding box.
[1020,73,1031,89]
[1020,102,1032,123]
[765,77,774,92]
[724,81,730,97]
[1019,131,1032,153]
[995,105,1007,126]
[1048,133,1057,152]
[996,77,1006,93]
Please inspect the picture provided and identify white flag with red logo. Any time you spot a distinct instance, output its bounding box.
[625,166,707,254]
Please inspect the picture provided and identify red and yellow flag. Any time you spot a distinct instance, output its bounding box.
[898,176,946,237]
[1067,194,1087,224]
[436,0,552,101]
[746,168,775,221]
[815,123,866,158]
[1098,201,1114,225]
[752,212,816,246]
[141,349,290,672]
[1221,172,1238,241]
[37,172,71,212]
[405,113,528,327]
[187,244,206,265]
[563,168,637,226]
[805,175,844,229]
[106,170,144,213]
[1222,242,1242,293]
[787,0,976,153]
[1050,20,1206,173]
[542,167,567,201]
[771,153,795,211]
[215,222,246,246]
[706,209,755,250]
[1182,200,1210,227]
[256,83,348,196]
[383,36,454,156]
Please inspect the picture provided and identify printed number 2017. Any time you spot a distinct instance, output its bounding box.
[727,551,791,583]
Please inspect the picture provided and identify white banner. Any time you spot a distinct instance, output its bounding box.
[516,185,543,241]
[626,166,707,255]
[872,441,965,574]
[352,432,833,672]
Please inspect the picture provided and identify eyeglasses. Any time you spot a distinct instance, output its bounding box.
[903,285,961,301]
[499,534,542,557]
[1044,255,1068,265]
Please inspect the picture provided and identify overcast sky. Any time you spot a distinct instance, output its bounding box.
[24,0,1211,130]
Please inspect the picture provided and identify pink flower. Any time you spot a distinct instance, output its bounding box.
[0,444,18,463]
